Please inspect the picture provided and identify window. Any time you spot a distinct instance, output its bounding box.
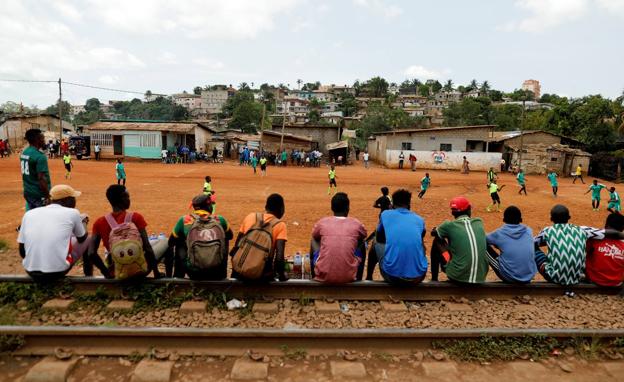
[440,143,452,151]
[91,132,113,147]
[401,142,412,150]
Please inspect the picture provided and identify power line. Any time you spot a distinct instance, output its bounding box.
[0,78,56,83]
[0,78,167,97]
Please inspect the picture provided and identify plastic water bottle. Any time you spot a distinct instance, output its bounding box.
[293,252,302,278]
[303,253,311,278]
[158,233,166,241]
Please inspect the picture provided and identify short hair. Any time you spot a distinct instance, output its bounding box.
[331,192,349,214]
[503,206,522,224]
[192,194,212,211]
[605,213,624,231]
[550,204,570,224]
[25,129,42,144]
[205,176,211,182]
[381,187,389,195]
[392,189,411,208]
[265,193,284,214]
[106,185,127,206]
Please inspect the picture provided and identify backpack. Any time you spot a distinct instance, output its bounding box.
[232,213,280,279]
[186,214,226,271]
[105,212,147,280]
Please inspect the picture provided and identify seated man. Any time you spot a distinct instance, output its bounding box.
[486,206,537,284]
[310,193,367,283]
[230,194,288,282]
[431,197,489,284]
[586,213,624,287]
[167,194,233,279]
[367,189,427,285]
[18,185,89,283]
[534,204,620,286]
[86,185,161,279]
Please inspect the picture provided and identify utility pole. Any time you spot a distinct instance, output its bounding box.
[260,102,266,131]
[518,98,525,170]
[58,78,63,141]
[279,101,286,152]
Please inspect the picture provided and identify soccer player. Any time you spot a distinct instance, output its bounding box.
[547,171,558,197]
[487,179,505,212]
[418,173,430,199]
[259,156,267,176]
[585,180,607,211]
[203,176,212,195]
[516,169,527,195]
[487,167,497,184]
[608,187,621,214]
[573,164,585,184]
[327,165,337,195]
[115,159,126,186]
[251,155,258,175]
[62,152,73,179]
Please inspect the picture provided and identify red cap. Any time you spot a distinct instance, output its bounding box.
[450,196,471,212]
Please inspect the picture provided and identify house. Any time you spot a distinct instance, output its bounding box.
[434,91,462,104]
[367,125,501,170]
[260,130,313,153]
[277,97,310,115]
[70,105,85,117]
[311,90,335,102]
[0,114,75,150]
[328,84,356,96]
[86,120,217,160]
[200,86,236,114]
[288,89,314,100]
[172,93,202,110]
[270,123,341,154]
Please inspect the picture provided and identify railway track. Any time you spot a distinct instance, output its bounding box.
[3,326,624,356]
[1,275,621,301]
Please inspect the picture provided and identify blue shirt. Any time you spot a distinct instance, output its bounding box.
[547,173,558,186]
[486,224,537,283]
[376,208,427,278]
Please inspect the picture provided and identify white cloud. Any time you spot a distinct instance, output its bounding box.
[89,0,300,39]
[158,51,178,65]
[52,0,82,21]
[402,65,450,80]
[353,0,403,19]
[500,0,592,32]
[596,0,624,14]
[98,75,119,85]
[192,58,226,71]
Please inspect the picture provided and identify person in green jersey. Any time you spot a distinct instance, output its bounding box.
[203,176,212,195]
[418,173,431,199]
[516,169,527,195]
[281,150,288,167]
[115,158,126,186]
[327,165,337,195]
[608,187,621,213]
[486,179,505,212]
[547,171,558,197]
[430,196,489,283]
[585,179,607,211]
[259,156,268,176]
[20,129,51,210]
[251,155,258,175]
[487,167,497,184]
[62,152,73,179]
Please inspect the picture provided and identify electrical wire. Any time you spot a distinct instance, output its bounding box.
[0,78,167,97]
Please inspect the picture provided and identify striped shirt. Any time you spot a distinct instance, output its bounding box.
[436,215,489,283]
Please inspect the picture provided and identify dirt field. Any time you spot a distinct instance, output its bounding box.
[0,155,610,274]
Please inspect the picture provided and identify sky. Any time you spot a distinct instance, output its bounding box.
[1,0,623,108]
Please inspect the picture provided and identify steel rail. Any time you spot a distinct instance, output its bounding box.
[0,275,621,301]
[2,326,623,356]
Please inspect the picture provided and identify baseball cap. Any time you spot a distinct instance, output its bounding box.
[450,196,471,212]
[50,185,82,201]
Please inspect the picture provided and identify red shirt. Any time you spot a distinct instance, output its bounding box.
[586,238,624,287]
[92,211,147,252]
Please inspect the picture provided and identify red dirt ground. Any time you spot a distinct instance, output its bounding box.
[0,155,609,274]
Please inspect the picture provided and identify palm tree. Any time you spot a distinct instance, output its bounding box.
[443,80,454,92]
[297,79,302,90]
[480,80,490,96]
[468,79,478,92]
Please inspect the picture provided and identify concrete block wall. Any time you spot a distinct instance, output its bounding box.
[384,150,502,171]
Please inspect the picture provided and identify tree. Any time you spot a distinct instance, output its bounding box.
[297,79,302,90]
[302,81,320,91]
[480,81,491,96]
[443,80,454,92]
[308,109,321,123]
[489,90,504,102]
[145,90,153,101]
[418,84,430,97]
[84,98,101,113]
[45,100,72,122]
[229,101,263,133]
[430,80,442,94]
[508,89,535,101]
[338,93,358,117]
[363,77,389,98]
[193,86,202,95]
[467,79,479,92]
[238,82,250,91]
[222,90,255,117]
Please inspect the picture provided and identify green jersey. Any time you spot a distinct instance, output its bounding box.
[203,181,212,195]
[259,158,267,166]
[251,157,258,167]
[488,183,500,194]
[328,169,336,179]
[610,191,620,203]
[547,172,558,186]
[589,184,606,200]
[436,215,489,283]
[20,146,50,199]
[516,172,525,185]
[421,176,430,190]
[487,170,496,182]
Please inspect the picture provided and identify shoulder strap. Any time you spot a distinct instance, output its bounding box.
[104,213,119,229]
[123,212,134,224]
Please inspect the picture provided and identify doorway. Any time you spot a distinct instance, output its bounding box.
[113,135,123,156]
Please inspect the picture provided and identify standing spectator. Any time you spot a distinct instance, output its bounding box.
[363,151,370,169]
[367,189,427,285]
[212,147,219,163]
[430,197,489,283]
[0,139,5,158]
[355,147,360,161]
[586,213,624,287]
[310,193,367,283]
[115,158,126,186]
[534,204,619,286]
[94,143,101,161]
[409,153,417,171]
[500,158,506,172]
[86,185,161,279]
[281,150,288,166]
[486,206,536,284]
[161,148,168,163]
[251,154,258,175]
[461,156,470,174]
[20,129,51,210]
[230,194,288,282]
[18,185,89,283]
[398,151,405,169]
[573,164,585,184]
[238,145,244,165]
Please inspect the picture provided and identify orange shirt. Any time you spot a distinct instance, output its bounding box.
[239,213,287,246]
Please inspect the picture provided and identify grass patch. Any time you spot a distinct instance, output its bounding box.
[127,351,146,363]
[0,239,8,251]
[298,294,312,306]
[433,336,560,362]
[72,286,113,310]
[280,345,307,360]
[0,281,74,310]
[0,335,24,352]
[0,306,17,325]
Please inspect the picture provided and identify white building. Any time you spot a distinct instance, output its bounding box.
[200,87,235,114]
[172,93,202,110]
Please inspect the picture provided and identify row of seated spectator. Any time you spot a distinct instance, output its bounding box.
[17,185,624,288]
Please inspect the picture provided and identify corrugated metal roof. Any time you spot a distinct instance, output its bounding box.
[87,121,213,133]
